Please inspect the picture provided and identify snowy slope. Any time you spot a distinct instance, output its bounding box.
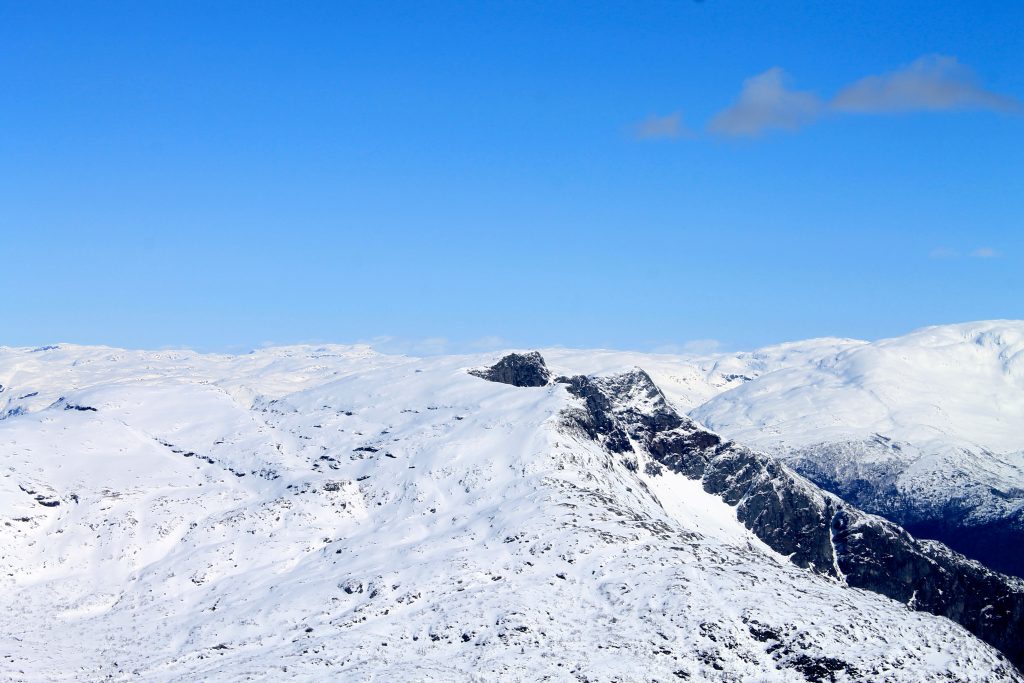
[542,337,864,414]
[691,321,1024,452]
[0,344,1018,681]
[689,321,1024,576]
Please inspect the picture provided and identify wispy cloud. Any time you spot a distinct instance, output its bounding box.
[362,335,450,356]
[696,55,1018,139]
[833,55,1020,114]
[361,335,512,356]
[633,111,687,140]
[708,68,821,137]
[651,339,722,355]
[466,335,507,350]
[929,246,1002,260]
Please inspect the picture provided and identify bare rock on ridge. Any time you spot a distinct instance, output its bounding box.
[469,352,551,388]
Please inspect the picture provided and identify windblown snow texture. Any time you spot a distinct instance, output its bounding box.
[0,341,1020,681]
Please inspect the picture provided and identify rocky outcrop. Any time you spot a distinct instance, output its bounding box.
[559,368,1024,670]
[559,370,840,574]
[469,352,551,388]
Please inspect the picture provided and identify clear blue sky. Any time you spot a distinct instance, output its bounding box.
[2,1,1022,353]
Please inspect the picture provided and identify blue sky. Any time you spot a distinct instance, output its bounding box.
[2,1,1021,353]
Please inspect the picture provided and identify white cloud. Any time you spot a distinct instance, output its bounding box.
[692,56,1018,139]
[928,246,1001,260]
[633,111,687,140]
[466,336,507,350]
[651,339,722,355]
[363,336,451,356]
[832,55,1020,114]
[708,68,822,137]
[362,336,513,355]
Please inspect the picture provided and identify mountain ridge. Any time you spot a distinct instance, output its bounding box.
[2,344,1024,679]
[2,343,1021,680]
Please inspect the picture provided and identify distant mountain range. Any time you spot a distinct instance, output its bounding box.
[688,321,1024,578]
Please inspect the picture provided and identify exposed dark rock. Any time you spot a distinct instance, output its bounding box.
[745,619,781,643]
[784,653,857,682]
[469,352,551,388]
[647,429,718,479]
[1,406,26,420]
[559,374,632,453]
[19,484,61,509]
[702,447,839,574]
[560,367,1024,670]
[643,461,663,476]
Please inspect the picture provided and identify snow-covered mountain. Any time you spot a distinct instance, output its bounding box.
[690,321,1024,577]
[1,342,1021,681]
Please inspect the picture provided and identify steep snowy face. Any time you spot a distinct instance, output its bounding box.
[0,345,1020,681]
[690,321,1024,577]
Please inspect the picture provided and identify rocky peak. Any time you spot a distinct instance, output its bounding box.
[558,370,717,472]
[469,352,551,388]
